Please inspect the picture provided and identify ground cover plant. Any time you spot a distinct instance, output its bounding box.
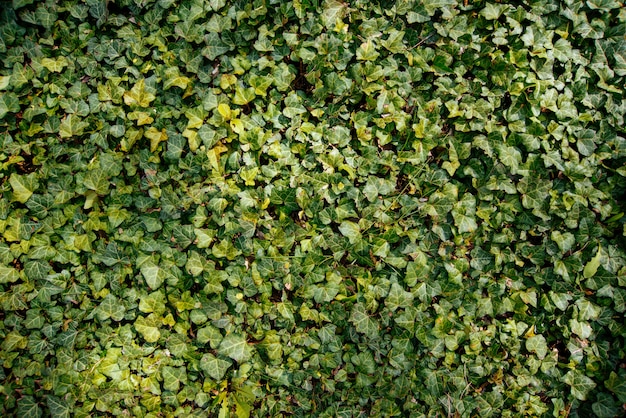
[1,0,626,416]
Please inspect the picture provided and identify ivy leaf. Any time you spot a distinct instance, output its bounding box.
[583,246,602,279]
[162,365,187,392]
[83,168,109,195]
[526,334,548,359]
[350,303,379,339]
[144,127,168,153]
[356,39,380,61]
[123,79,156,107]
[0,266,21,284]
[563,370,597,401]
[46,396,70,418]
[2,330,28,352]
[41,57,68,73]
[135,314,161,343]
[97,294,126,321]
[17,396,42,418]
[517,177,551,211]
[9,173,38,203]
[59,114,89,138]
[385,282,414,312]
[218,333,252,362]
[0,92,20,118]
[202,33,232,60]
[200,353,232,381]
[338,221,362,244]
[605,371,626,403]
[321,0,346,28]
[480,3,510,20]
[141,262,166,290]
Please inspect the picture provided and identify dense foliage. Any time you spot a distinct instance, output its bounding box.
[1,0,626,416]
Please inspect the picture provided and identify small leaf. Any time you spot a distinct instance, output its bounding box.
[144,127,168,152]
[0,92,21,118]
[141,262,166,289]
[83,168,109,195]
[97,294,126,322]
[2,330,27,352]
[356,39,380,61]
[385,282,414,312]
[606,371,626,403]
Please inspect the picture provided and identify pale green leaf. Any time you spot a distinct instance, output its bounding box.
[218,333,252,362]
[135,314,161,343]
[350,303,379,339]
[385,282,414,312]
[526,334,548,359]
[59,114,89,138]
[9,173,38,203]
[200,353,232,381]
[338,221,361,244]
[123,79,156,107]
[583,246,602,279]
[162,365,187,392]
[563,370,596,401]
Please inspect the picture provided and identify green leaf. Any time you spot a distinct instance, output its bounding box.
[422,0,456,16]
[338,221,362,244]
[0,92,20,118]
[162,365,187,392]
[479,3,510,20]
[59,114,89,138]
[356,39,380,61]
[202,33,232,60]
[576,299,601,321]
[2,330,27,352]
[135,314,161,343]
[321,0,346,28]
[17,396,42,418]
[218,333,252,362]
[517,176,551,210]
[83,168,109,195]
[97,294,126,321]
[592,393,618,418]
[350,303,379,339]
[41,57,68,73]
[200,353,232,381]
[13,0,35,9]
[583,246,602,279]
[606,371,626,403]
[586,0,621,10]
[563,370,596,401]
[123,79,156,107]
[141,261,166,289]
[526,334,548,359]
[46,396,70,418]
[385,282,414,312]
[9,172,38,203]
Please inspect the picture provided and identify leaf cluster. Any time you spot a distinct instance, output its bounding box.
[1,0,626,417]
